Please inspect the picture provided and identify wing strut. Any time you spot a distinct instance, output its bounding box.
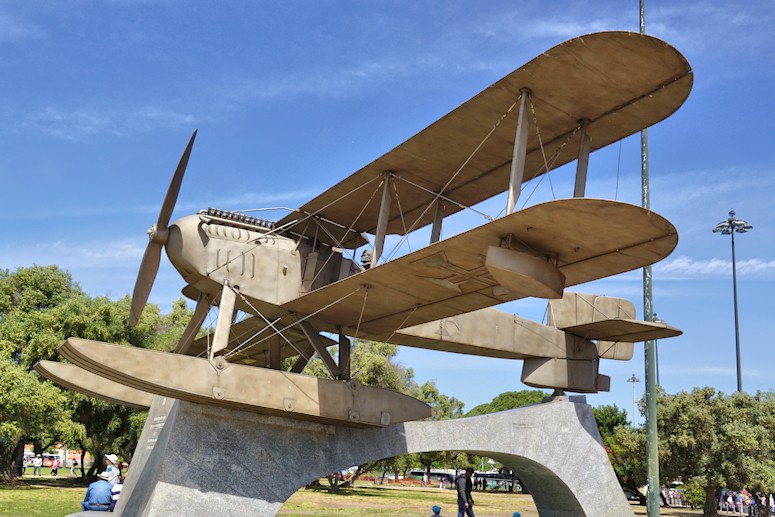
[371,172,393,268]
[174,292,211,355]
[574,119,591,197]
[430,199,444,244]
[268,335,282,370]
[506,89,530,214]
[298,320,341,378]
[338,328,351,380]
[209,281,237,360]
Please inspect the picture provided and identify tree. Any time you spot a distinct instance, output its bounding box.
[0,264,192,480]
[465,390,546,416]
[590,404,647,502]
[592,404,629,443]
[0,358,84,479]
[657,388,775,517]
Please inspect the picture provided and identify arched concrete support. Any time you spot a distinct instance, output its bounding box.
[114,396,632,516]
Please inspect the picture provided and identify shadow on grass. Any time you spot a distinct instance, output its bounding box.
[303,487,386,498]
[304,486,467,502]
[1,477,85,489]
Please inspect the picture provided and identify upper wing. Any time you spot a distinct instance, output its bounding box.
[282,198,677,336]
[276,31,692,244]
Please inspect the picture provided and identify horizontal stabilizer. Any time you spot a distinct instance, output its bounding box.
[561,319,682,343]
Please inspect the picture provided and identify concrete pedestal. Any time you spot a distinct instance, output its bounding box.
[112,396,632,516]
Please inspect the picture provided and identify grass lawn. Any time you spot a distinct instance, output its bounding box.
[0,477,84,517]
[1,476,713,516]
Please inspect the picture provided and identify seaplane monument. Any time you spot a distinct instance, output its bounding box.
[39,31,691,516]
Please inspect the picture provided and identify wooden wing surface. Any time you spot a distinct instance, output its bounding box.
[282,198,677,336]
[560,319,682,342]
[276,31,692,244]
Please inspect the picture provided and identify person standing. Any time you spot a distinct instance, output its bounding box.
[32,454,42,476]
[71,458,78,476]
[50,457,59,476]
[81,471,113,511]
[454,467,475,517]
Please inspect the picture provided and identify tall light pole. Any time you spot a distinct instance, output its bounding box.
[713,210,752,392]
[640,2,660,514]
[626,374,641,426]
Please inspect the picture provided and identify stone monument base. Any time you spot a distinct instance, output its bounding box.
[106,395,631,516]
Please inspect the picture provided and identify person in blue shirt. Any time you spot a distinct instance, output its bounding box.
[81,471,113,511]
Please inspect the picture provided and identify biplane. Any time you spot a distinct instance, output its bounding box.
[37,31,691,428]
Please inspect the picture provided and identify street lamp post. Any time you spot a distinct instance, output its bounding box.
[626,374,641,426]
[713,210,752,393]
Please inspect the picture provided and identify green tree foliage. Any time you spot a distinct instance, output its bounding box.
[592,404,629,443]
[0,265,192,480]
[591,404,646,500]
[0,359,84,479]
[464,390,546,417]
[657,388,775,517]
[412,381,464,420]
[606,424,648,497]
[600,388,775,516]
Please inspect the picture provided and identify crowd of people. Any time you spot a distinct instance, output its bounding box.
[21,453,77,477]
[720,490,775,515]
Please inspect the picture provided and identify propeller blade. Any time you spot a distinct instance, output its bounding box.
[174,293,211,355]
[129,241,162,326]
[157,129,197,231]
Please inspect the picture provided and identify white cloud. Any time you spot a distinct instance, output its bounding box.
[0,238,146,271]
[656,255,775,278]
[20,106,198,142]
[177,189,322,214]
[660,364,769,380]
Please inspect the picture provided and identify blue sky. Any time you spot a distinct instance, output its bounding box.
[2,1,774,423]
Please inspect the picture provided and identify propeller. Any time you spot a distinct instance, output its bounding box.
[129,130,198,326]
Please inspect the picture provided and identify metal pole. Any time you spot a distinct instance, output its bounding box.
[713,210,751,392]
[626,374,640,426]
[731,228,743,392]
[640,2,661,514]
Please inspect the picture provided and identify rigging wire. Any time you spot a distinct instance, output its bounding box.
[518,124,580,210]
[227,287,365,358]
[529,97,555,200]
[261,174,382,243]
[615,140,622,201]
[382,99,519,257]
[352,287,369,340]
[308,179,384,285]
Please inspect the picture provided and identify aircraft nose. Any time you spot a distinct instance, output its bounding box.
[164,215,208,283]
